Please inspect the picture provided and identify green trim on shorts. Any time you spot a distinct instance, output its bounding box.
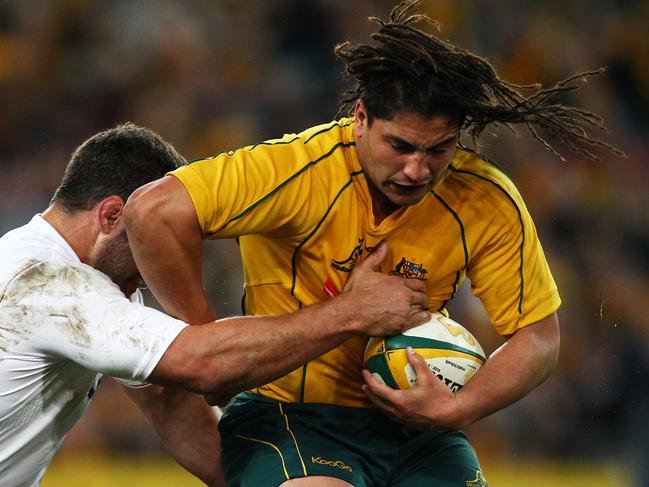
[219,394,487,487]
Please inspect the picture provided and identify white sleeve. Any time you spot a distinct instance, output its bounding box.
[20,262,188,382]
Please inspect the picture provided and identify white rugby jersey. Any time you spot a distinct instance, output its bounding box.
[0,215,188,487]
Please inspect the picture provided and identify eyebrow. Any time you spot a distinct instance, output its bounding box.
[386,134,458,151]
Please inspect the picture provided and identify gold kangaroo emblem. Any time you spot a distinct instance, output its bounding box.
[466,469,488,487]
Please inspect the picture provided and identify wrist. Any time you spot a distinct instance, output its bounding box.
[444,390,475,429]
[326,293,369,335]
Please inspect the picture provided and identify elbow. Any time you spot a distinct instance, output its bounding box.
[154,328,247,397]
[182,358,242,398]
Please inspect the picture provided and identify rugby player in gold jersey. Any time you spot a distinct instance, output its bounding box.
[125,2,620,486]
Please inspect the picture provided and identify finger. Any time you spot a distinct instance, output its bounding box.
[407,310,432,327]
[402,278,426,293]
[362,368,385,388]
[408,291,430,310]
[362,384,400,418]
[361,372,401,412]
[353,240,387,272]
[405,347,436,387]
[362,368,402,402]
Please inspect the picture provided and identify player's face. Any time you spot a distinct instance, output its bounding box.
[93,228,143,296]
[354,100,459,221]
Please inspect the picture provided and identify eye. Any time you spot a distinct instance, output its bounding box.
[390,141,414,153]
[428,143,455,155]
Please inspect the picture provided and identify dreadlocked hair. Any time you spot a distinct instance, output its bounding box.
[335,0,623,161]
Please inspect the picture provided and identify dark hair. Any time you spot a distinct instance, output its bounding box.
[335,0,623,160]
[51,123,186,211]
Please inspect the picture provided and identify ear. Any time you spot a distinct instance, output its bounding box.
[96,195,126,235]
[353,99,368,139]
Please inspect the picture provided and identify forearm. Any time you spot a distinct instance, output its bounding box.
[147,240,430,399]
[124,176,215,323]
[361,313,561,431]
[150,295,366,397]
[124,385,224,486]
[452,313,560,428]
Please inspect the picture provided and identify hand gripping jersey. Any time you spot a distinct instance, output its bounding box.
[171,118,560,408]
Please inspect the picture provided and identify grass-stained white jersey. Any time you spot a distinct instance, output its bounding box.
[172,119,560,407]
[0,215,187,487]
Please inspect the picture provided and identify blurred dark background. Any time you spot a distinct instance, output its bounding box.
[1,0,647,485]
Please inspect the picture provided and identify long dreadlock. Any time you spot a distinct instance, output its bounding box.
[335,0,623,161]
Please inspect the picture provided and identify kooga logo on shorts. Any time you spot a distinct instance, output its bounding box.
[311,456,352,472]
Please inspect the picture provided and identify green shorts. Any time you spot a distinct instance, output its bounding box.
[219,393,487,487]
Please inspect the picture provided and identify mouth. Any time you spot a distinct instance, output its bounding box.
[388,181,431,195]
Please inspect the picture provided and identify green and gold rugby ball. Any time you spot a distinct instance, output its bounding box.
[364,312,486,391]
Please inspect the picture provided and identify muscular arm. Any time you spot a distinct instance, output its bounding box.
[149,249,430,403]
[123,385,224,487]
[362,312,560,430]
[124,175,214,324]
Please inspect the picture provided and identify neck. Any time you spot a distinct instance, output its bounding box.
[42,204,96,264]
[367,182,399,226]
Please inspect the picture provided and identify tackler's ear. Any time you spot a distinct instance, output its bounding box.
[96,195,126,234]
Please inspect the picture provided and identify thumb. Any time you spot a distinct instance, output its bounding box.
[354,241,387,273]
[406,347,434,386]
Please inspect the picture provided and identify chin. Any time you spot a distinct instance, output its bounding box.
[391,192,428,208]
[121,278,143,296]
[121,285,137,296]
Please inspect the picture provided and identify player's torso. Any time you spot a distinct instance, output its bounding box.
[240,147,498,407]
[0,349,98,486]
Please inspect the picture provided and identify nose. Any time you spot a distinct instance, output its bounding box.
[402,152,432,183]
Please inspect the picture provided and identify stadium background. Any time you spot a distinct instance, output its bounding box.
[0,0,647,485]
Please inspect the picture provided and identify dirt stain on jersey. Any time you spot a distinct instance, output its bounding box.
[0,306,34,352]
[1,260,95,351]
[55,306,91,347]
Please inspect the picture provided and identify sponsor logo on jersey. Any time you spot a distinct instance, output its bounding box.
[331,238,364,273]
[311,456,353,472]
[390,257,428,280]
[466,469,488,487]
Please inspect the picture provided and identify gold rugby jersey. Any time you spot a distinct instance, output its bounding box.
[170,118,561,407]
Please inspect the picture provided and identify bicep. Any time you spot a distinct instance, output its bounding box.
[508,312,560,344]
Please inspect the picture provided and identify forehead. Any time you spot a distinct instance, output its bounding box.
[371,111,460,146]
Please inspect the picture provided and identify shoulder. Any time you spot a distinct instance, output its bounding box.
[0,260,120,353]
[295,118,356,148]
[448,146,520,194]
[184,119,355,170]
[2,259,120,306]
[237,118,356,173]
[173,119,358,203]
[438,146,527,216]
